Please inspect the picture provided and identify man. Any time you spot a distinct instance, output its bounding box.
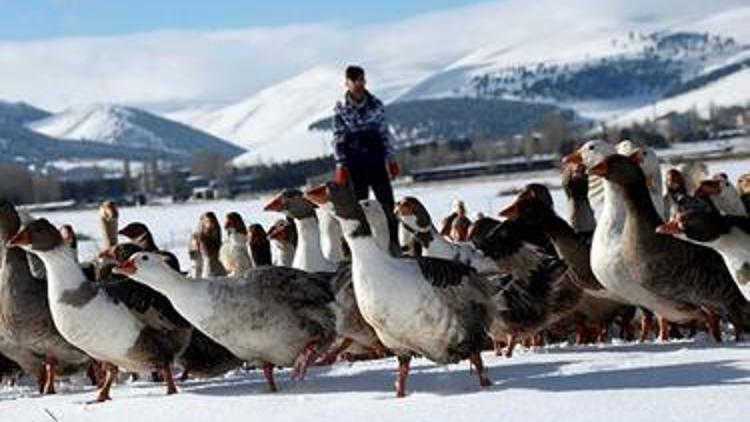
[332,65,400,251]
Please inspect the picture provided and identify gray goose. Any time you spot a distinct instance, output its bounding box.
[9,219,192,402]
[0,201,90,394]
[115,251,337,392]
[305,182,498,397]
[590,154,750,341]
[267,219,297,267]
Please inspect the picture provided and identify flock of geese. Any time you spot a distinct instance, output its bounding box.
[0,139,748,402]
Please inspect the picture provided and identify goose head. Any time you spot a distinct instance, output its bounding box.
[617,141,660,187]
[304,182,371,238]
[738,174,750,196]
[467,217,501,244]
[247,224,268,246]
[562,163,589,200]
[666,169,687,193]
[656,210,729,244]
[263,189,317,220]
[224,212,247,237]
[59,224,78,250]
[7,218,64,254]
[113,252,177,289]
[394,197,433,233]
[562,140,617,169]
[267,219,297,246]
[451,215,472,241]
[118,222,156,250]
[499,184,555,225]
[198,212,222,257]
[0,200,22,242]
[98,200,119,223]
[588,154,645,186]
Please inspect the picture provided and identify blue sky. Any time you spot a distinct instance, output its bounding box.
[0,0,490,40]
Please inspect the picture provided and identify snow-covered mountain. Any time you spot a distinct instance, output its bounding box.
[162,2,750,165]
[0,100,51,125]
[29,104,244,160]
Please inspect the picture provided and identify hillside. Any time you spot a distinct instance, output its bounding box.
[0,100,51,125]
[29,104,244,160]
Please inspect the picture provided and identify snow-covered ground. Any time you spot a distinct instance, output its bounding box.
[2,155,747,420]
[3,342,749,421]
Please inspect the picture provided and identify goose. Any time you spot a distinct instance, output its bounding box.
[114,251,337,392]
[267,219,297,267]
[359,199,391,253]
[562,163,596,234]
[318,208,346,263]
[563,141,697,340]
[305,182,498,397]
[265,190,382,363]
[694,176,748,217]
[0,201,90,394]
[197,212,227,278]
[439,200,467,239]
[118,221,180,271]
[616,140,665,217]
[657,210,750,302]
[219,212,252,276]
[394,197,498,273]
[59,224,79,262]
[738,174,750,214]
[264,189,336,273]
[188,232,202,278]
[99,200,119,251]
[500,184,635,342]
[590,154,749,341]
[247,223,272,267]
[664,168,714,219]
[8,219,195,402]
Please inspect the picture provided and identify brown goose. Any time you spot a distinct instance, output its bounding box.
[306,182,498,397]
[9,219,192,402]
[115,251,337,392]
[117,221,181,271]
[738,174,750,214]
[197,212,227,278]
[248,223,272,267]
[591,154,750,341]
[0,201,90,394]
[694,177,748,217]
[220,212,252,275]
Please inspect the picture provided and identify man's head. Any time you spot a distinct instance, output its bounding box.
[345,65,366,96]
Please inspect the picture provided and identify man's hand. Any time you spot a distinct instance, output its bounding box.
[335,165,350,185]
[388,160,401,180]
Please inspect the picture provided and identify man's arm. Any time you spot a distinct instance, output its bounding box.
[331,104,347,165]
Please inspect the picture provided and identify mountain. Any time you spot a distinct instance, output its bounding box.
[161,3,750,165]
[29,104,244,160]
[0,101,51,125]
[0,122,158,163]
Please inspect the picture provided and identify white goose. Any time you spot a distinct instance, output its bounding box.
[220,212,253,276]
[563,141,698,329]
[8,219,191,402]
[264,189,336,273]
[394,197,498,273]
[306,182,497,397]
[114,251,337,392]
[318,208,346,263]
[267,219,297,267]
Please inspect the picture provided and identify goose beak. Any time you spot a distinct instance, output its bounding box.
[263,193,285,212]
[113,259,137,276]
[394,200,412,217]
[656,219,682,235]
[6,229,31,247]
[304,185,329,206]
[562,151,583,165]
[695,180,722,198]
[499,202,521,220]
[267,224,285,241]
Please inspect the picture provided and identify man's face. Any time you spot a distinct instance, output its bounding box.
[346,76,366,94]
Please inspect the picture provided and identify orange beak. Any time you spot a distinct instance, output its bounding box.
[113,259,137,276]
[562,151,583,165]
[267,224,286,241]
[656,219,682,235]
[394,200,413,217]
[263,193,285,212]
[6,228,31,247]
[304,185,329,206]
[588,160,609,177]
[499,202,521,220]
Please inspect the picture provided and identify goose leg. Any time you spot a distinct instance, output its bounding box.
[575,323,588,345]
[161,364,178,395]
[37,365,46,394]
[468,352,492,387]
[316,338,353,366]
[94,364,118,403]
[704,313,722,343]
[658,317,671,342]
[395,355,411,398]
[639,310,653,342]
[728,310,744,342]
[86,360,104,387]
[596,322,608,343]
[43,359,57,395]
[262,362,278,393]
[504,334,517,358]
[293,340,322,380]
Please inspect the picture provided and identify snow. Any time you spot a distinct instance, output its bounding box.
[2,342,749,421]
[2,155,749,419]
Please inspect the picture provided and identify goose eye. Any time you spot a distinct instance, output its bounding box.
[142,255,149,261]
[588,145,595,150]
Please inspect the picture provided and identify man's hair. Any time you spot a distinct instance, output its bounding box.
[345,65,365,81]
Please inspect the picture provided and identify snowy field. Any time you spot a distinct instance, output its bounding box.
[1,155,748,420]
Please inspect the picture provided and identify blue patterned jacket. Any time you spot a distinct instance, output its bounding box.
[331,91,394,165]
